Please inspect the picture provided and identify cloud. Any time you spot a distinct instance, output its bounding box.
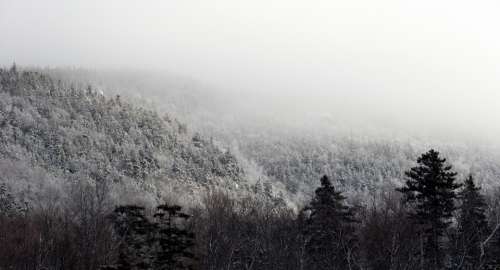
[1,0,499,144]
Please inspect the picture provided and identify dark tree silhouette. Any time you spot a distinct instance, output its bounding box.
[303,175,357,270]
[397,149,461,270]
[153,203,195,270]
[453,175,490,269]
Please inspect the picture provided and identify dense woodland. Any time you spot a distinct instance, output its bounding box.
[1,67,500,269]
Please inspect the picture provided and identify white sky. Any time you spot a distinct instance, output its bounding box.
[1,0,500,144]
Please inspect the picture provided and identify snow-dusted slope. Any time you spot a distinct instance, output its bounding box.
[0,67,250,207]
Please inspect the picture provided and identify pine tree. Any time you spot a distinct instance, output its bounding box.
[454,175,489,269]
[303,175,357,270]
[153,203,195,270]
[397,149,461,270]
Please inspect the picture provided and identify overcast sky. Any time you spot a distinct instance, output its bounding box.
[1,0,500,144]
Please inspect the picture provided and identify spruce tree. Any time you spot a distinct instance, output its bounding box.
[454,175,489,269]
[303,175,357,270]
[397,149,461,270]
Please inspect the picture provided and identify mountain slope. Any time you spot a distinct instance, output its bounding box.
[0,67,246,206]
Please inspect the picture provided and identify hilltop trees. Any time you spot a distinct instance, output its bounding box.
[397,149,461,269]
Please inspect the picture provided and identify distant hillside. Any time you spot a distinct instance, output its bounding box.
[17,67,500,204]
[236,131,500,199]
[0,66,248,206]
[44,69,500,196]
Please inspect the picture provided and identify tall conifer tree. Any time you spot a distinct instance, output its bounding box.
[303,175,357,270]
[397,149,461,270]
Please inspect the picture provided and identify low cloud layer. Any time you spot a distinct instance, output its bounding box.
[1,0,499,145]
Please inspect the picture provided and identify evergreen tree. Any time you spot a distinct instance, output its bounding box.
[303,175,357,270]
[153,203,195,270]
[397,149,461,270]
[454,175,489,269]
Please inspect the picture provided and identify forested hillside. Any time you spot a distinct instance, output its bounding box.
[238,132,500,198]
[0,66,245,206]
[37,68,500,203]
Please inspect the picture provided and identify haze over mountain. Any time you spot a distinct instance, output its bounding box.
[2,0,500,147]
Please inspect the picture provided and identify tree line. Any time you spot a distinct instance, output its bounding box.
[1,149,500,269]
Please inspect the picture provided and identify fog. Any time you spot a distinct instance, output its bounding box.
[1,0,500,145]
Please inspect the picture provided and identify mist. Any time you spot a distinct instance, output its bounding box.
[1,0,500,145]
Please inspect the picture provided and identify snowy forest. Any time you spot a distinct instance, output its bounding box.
[1,66,500,270]
[3,0,500,268]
